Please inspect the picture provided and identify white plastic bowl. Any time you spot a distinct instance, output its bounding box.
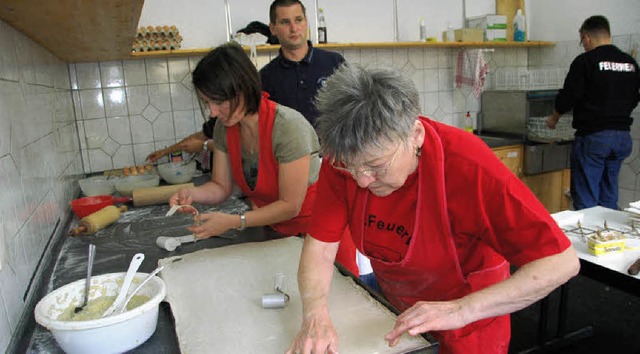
[114,174,160,196]
[78,176,116,196]
[157,160,197,184]
[34,272,166,354]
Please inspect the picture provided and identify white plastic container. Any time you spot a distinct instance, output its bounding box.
[419,18,427,41]
[34,272,166,354]
[513,9,526,42]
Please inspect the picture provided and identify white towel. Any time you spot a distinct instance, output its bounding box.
[454,49,489,97]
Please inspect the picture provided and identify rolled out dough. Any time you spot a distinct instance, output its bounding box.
[159,237,431,353]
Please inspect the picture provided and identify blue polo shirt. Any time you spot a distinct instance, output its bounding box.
[260,41,345,126]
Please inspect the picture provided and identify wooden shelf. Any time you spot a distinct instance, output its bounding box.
[0,0,144,63]
[128,40,555,60]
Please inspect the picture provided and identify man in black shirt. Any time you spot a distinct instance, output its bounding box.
[547,15,639,210]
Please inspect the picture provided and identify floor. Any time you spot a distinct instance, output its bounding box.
[510,273,640,354]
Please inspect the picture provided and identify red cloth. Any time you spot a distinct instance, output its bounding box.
[226,93,358,274]
[308,117,571,353]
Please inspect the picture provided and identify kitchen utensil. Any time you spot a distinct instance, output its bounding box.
[118,266,165,314]
[74,244,96,313]
[103,253,145,317]
[157,160,197,184]
[70,205,128,236]
[79,176,117,196]
[71,195,131,219]
[156,235,196,251]
[34,271,166,354]
[132,183,194,207]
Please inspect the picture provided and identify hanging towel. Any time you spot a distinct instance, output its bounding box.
[454,49,490,98]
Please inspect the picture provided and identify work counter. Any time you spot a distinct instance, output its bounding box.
[20,174,435,353]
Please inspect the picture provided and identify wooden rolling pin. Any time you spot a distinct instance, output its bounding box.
[132,183,194,207]
[70,205,128,236]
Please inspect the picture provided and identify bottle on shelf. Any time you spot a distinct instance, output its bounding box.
[464,112,474,133]
[445,23,455,42]
[513,9,526,42]
[317,8,327,44]
[419,18,427,42]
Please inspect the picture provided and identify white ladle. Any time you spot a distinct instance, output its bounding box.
[102,253,145,317]
[118,265,164,314]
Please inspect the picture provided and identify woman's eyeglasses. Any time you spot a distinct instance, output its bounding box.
[330,145,401,179]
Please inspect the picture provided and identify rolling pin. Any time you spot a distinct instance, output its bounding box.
[132,183,194,207]
[70,205,128,236]
[628,257,640,275]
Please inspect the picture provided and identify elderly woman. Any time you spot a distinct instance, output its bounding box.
[286,65,580,354]
[169,43,358,274]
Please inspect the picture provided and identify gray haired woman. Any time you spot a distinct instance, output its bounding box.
[286,65,579,354]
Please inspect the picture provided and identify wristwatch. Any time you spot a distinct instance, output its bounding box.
[237,213,247,231]
[203,139,213,152]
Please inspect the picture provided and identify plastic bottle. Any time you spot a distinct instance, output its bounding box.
[464,112,473,133]
[317,8,327,44]
[419,18,427,42]
[513,9,526,42]
[446,23,455,42]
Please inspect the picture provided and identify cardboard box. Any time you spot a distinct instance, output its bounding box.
[587,231,626,256]
[486,29,507,42]
[466,15,507,30]
[454,29,484,42]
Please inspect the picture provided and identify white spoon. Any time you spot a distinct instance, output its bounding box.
[102,253,144,317]
[118,265,164,314]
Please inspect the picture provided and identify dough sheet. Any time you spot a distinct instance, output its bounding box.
[159,237,432,353]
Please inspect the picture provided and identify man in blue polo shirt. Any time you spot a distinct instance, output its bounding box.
[260,0,345,127]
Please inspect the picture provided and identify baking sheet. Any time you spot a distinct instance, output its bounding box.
[159,237,432,353]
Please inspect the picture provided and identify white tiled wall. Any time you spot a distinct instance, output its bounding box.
[0,19,82,352]
[71,46,532,174]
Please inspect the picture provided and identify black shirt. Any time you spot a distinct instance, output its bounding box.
[555,44,640,135]
[259,41,345,126]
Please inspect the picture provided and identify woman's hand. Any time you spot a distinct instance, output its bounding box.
[384,300,467,347]
[188,212,238,239]
[146,148,169,163]
[169,189,195,209]
[285,314,339,354]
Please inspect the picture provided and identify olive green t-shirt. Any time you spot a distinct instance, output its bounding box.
[213,104,320,189]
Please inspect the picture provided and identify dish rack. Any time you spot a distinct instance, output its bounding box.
[492,68,567,91]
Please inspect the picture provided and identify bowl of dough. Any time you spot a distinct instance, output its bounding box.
[157,160,197,184]
[115,174,160,196]
[34,272,166,354]
[79,176,116,196]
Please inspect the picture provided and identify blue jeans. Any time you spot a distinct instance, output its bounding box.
[570,130,632,210]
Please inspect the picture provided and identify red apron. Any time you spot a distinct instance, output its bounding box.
[226,93,358,273]
[348,117,511,354]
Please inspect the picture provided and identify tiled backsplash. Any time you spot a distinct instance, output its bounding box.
[0,19,83,351]
[1,12,639,352]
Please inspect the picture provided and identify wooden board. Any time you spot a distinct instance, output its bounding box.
[0,0,144,62]
[496,0,526,42]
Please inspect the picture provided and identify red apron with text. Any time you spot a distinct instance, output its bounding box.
[348,117,511,354]
[227,93,358,273]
